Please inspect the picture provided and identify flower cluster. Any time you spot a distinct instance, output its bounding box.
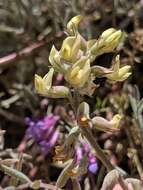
[33,15,132,189]
[26,114,98,174]
[26,114,59,154]
[35,15,131,97]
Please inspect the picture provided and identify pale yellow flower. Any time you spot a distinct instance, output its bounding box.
[67,15,82,35]
[35,68,54,94]
[49,45,66,73]
[105,55,131,82]
[60,35,81,62]
[35,68,69,98]
[110,114,122,128]
[65,57,91,88]
[92,114,122,132]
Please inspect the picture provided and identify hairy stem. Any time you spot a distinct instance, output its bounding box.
[80,126,114,171]
[69,91,114,171]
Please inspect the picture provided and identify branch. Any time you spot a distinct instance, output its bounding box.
[0,32,64,66]
[80,126,114,171]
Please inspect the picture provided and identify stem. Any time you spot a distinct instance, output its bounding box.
[133,152,143,180]
[0,32,63,66]
[0,164,31,184]
[68,92,76,114]
[97,165,106,189]
[17,182,60,190]
[135,117,143,153]
[72,178,81,190]
[80,126,114,171]
[69,91,114,171]
[10,153,23,186]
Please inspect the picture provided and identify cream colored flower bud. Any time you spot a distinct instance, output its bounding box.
[47,86,70,98]
[60,35,81,62]
[105,30,122,43]
[65,57,91,88]
[92,114,122,132]
[67,15,82,35]
[49,45,65,73]
[105,55,131,82]
[101,28,116,39]
[90,28,125,58]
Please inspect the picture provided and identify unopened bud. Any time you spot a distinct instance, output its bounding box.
[90,29,125,58]
[101,28,116,39]
[49,45,65,73]
[67,15,82,35]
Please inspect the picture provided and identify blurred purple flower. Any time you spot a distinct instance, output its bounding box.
[76,141,98,174]
[25,114,59,154]
[39,130,59,154]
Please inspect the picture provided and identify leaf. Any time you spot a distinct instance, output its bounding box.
[137,98,143,114]
[101,170,128,190]
[129,95,137,119]
[31,180,41,189]
[56,160,74,188]
[10,154,23,186]
[134,85,140,101]
[0,164,31,184]
[0,25,23,34]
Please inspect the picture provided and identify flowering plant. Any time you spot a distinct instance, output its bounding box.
[34,15,131,189]
[25,114,59,154]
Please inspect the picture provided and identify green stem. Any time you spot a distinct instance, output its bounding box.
[135,117,143,153]
[69,91,114,171]
[80,126,114,171]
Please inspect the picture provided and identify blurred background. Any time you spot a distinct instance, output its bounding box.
[0,0,143,189]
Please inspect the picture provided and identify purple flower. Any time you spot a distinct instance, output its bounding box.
[88,152,98,174]
[88,162,98,174]
[76,146,83,164]
[75,141,98,174]
[25,114,59,154]
[39,129,59,154]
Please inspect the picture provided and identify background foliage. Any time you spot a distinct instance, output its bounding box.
[0,0,143,189]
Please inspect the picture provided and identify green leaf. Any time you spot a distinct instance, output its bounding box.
[0,164,31,184]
